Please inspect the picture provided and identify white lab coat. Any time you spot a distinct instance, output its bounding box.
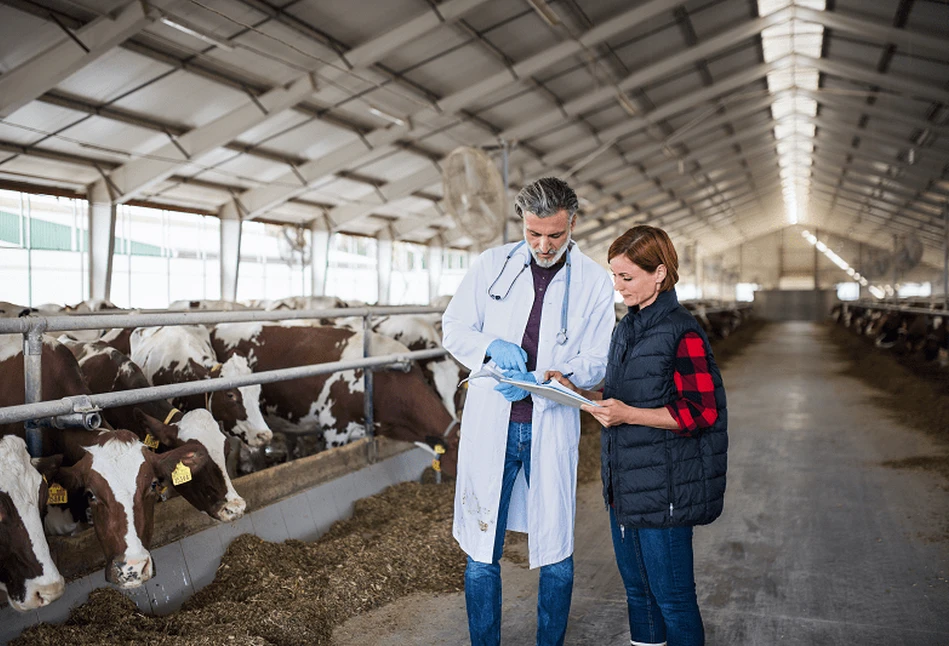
[442,241,615,568]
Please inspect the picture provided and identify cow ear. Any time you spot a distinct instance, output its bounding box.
[56,464,85,491]
[156,441,209,479]
[31,454,64,481]
[134,408,179,446]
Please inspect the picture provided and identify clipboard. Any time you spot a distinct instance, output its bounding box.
[462,363,600,409]
[500,377,601,409]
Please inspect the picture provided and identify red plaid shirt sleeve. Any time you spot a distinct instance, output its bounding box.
[665,332,718,436]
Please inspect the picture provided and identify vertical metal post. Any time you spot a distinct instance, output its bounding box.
[23,323,46,458]
[858,242,863,301]
[813,228,819,291]
[943,202,948,310]
[893,233,900,303]
[363,312,376,464]
[502,140,510,245]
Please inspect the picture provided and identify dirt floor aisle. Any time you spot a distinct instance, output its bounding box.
[333,322,949,645]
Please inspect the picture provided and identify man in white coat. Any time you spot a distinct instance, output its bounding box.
[442,177,615,646]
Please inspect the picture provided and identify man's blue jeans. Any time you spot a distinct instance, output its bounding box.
[609,507,704,646]
[465,421,574,646]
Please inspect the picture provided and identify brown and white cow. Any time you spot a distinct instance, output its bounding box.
[0,334,209,588]
[54,428,209,587]
[0,436,65,611]
[130,325,272,448]
[60,339,245,522]
[211,323,459,476]
[371,315,465,417]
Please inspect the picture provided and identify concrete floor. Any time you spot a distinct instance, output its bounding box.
[334,322,949,645]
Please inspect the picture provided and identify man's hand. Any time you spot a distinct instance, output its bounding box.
[486,339,528,372]
[494,371,535,402]
[581,398,632,427]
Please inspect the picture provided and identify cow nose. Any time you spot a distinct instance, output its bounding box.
[256,428,273,445]
[109,555,154,588]
[35,579,66,607]
[216,496,246,522]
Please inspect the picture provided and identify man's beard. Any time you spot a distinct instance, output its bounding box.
[529,232,571,268]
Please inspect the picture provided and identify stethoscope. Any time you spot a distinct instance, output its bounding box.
[487,240,572,345]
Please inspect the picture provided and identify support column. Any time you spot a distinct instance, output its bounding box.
[219,202,242,302]
[376,227,393,305]
[813,227,820,291]
[310,216,331,297]
[943,203,948,309]
[858,242,864,300]
[87,179,116,302]
[427,238,444,303]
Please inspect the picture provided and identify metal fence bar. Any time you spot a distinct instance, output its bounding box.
[0,348,447,426]
[0,306,443,335]
[843,301,947,316]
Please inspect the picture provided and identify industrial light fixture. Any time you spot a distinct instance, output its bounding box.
[368,105,406,127]
[160,15,234,51]
[616,92,638,118]
[526,0,561,27]
[907,148,916,165]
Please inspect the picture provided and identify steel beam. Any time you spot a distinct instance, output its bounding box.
[0,1,152,119]
[227,1,699,221]
[503,17,789,143]
[795,6,948,59]
[328,163,443,230]
[805,54,949,105]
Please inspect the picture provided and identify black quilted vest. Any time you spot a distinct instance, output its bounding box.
[601,290,728,528]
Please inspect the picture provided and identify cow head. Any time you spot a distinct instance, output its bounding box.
[0,437,65,611]
[211,355,273,448]
[134,408,246,522]
[56,430,209,588]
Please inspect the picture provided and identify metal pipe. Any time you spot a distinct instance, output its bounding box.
[0,348,447,426]
[363,313,376,464]
[845,301,945,315]
[0,306,444,335]
[23,324,46,457]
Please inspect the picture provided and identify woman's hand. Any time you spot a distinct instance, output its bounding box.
[581,398,632,427]
[544,370,579,393]
[544,371,604,402]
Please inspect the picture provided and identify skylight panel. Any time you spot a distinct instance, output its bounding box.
[758,0,826,224]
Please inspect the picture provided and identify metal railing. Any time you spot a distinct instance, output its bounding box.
[0,306,447,459]
[837,300,948,316]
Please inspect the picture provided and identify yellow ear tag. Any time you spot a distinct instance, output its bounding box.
[144,434,160,450]
[171,462,193,486]
[434,444,446,455]
[47,483,68,505]
[157,484,170,501]
[432,459,442,472]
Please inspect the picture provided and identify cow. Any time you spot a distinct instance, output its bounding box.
[210,323,459,477]
[370,315,465,417]
[0,435,65,611]
[53,428,208,587]
[0,334,209,588]
[168,299,250,311]
[59,339,245,522]
[130,325,272,448]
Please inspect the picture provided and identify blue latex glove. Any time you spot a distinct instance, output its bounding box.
[494,371,536,402]
[486,339,527,372]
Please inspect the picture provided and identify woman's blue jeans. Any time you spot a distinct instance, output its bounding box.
[465,421,574,646]
[609,507,704,646]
